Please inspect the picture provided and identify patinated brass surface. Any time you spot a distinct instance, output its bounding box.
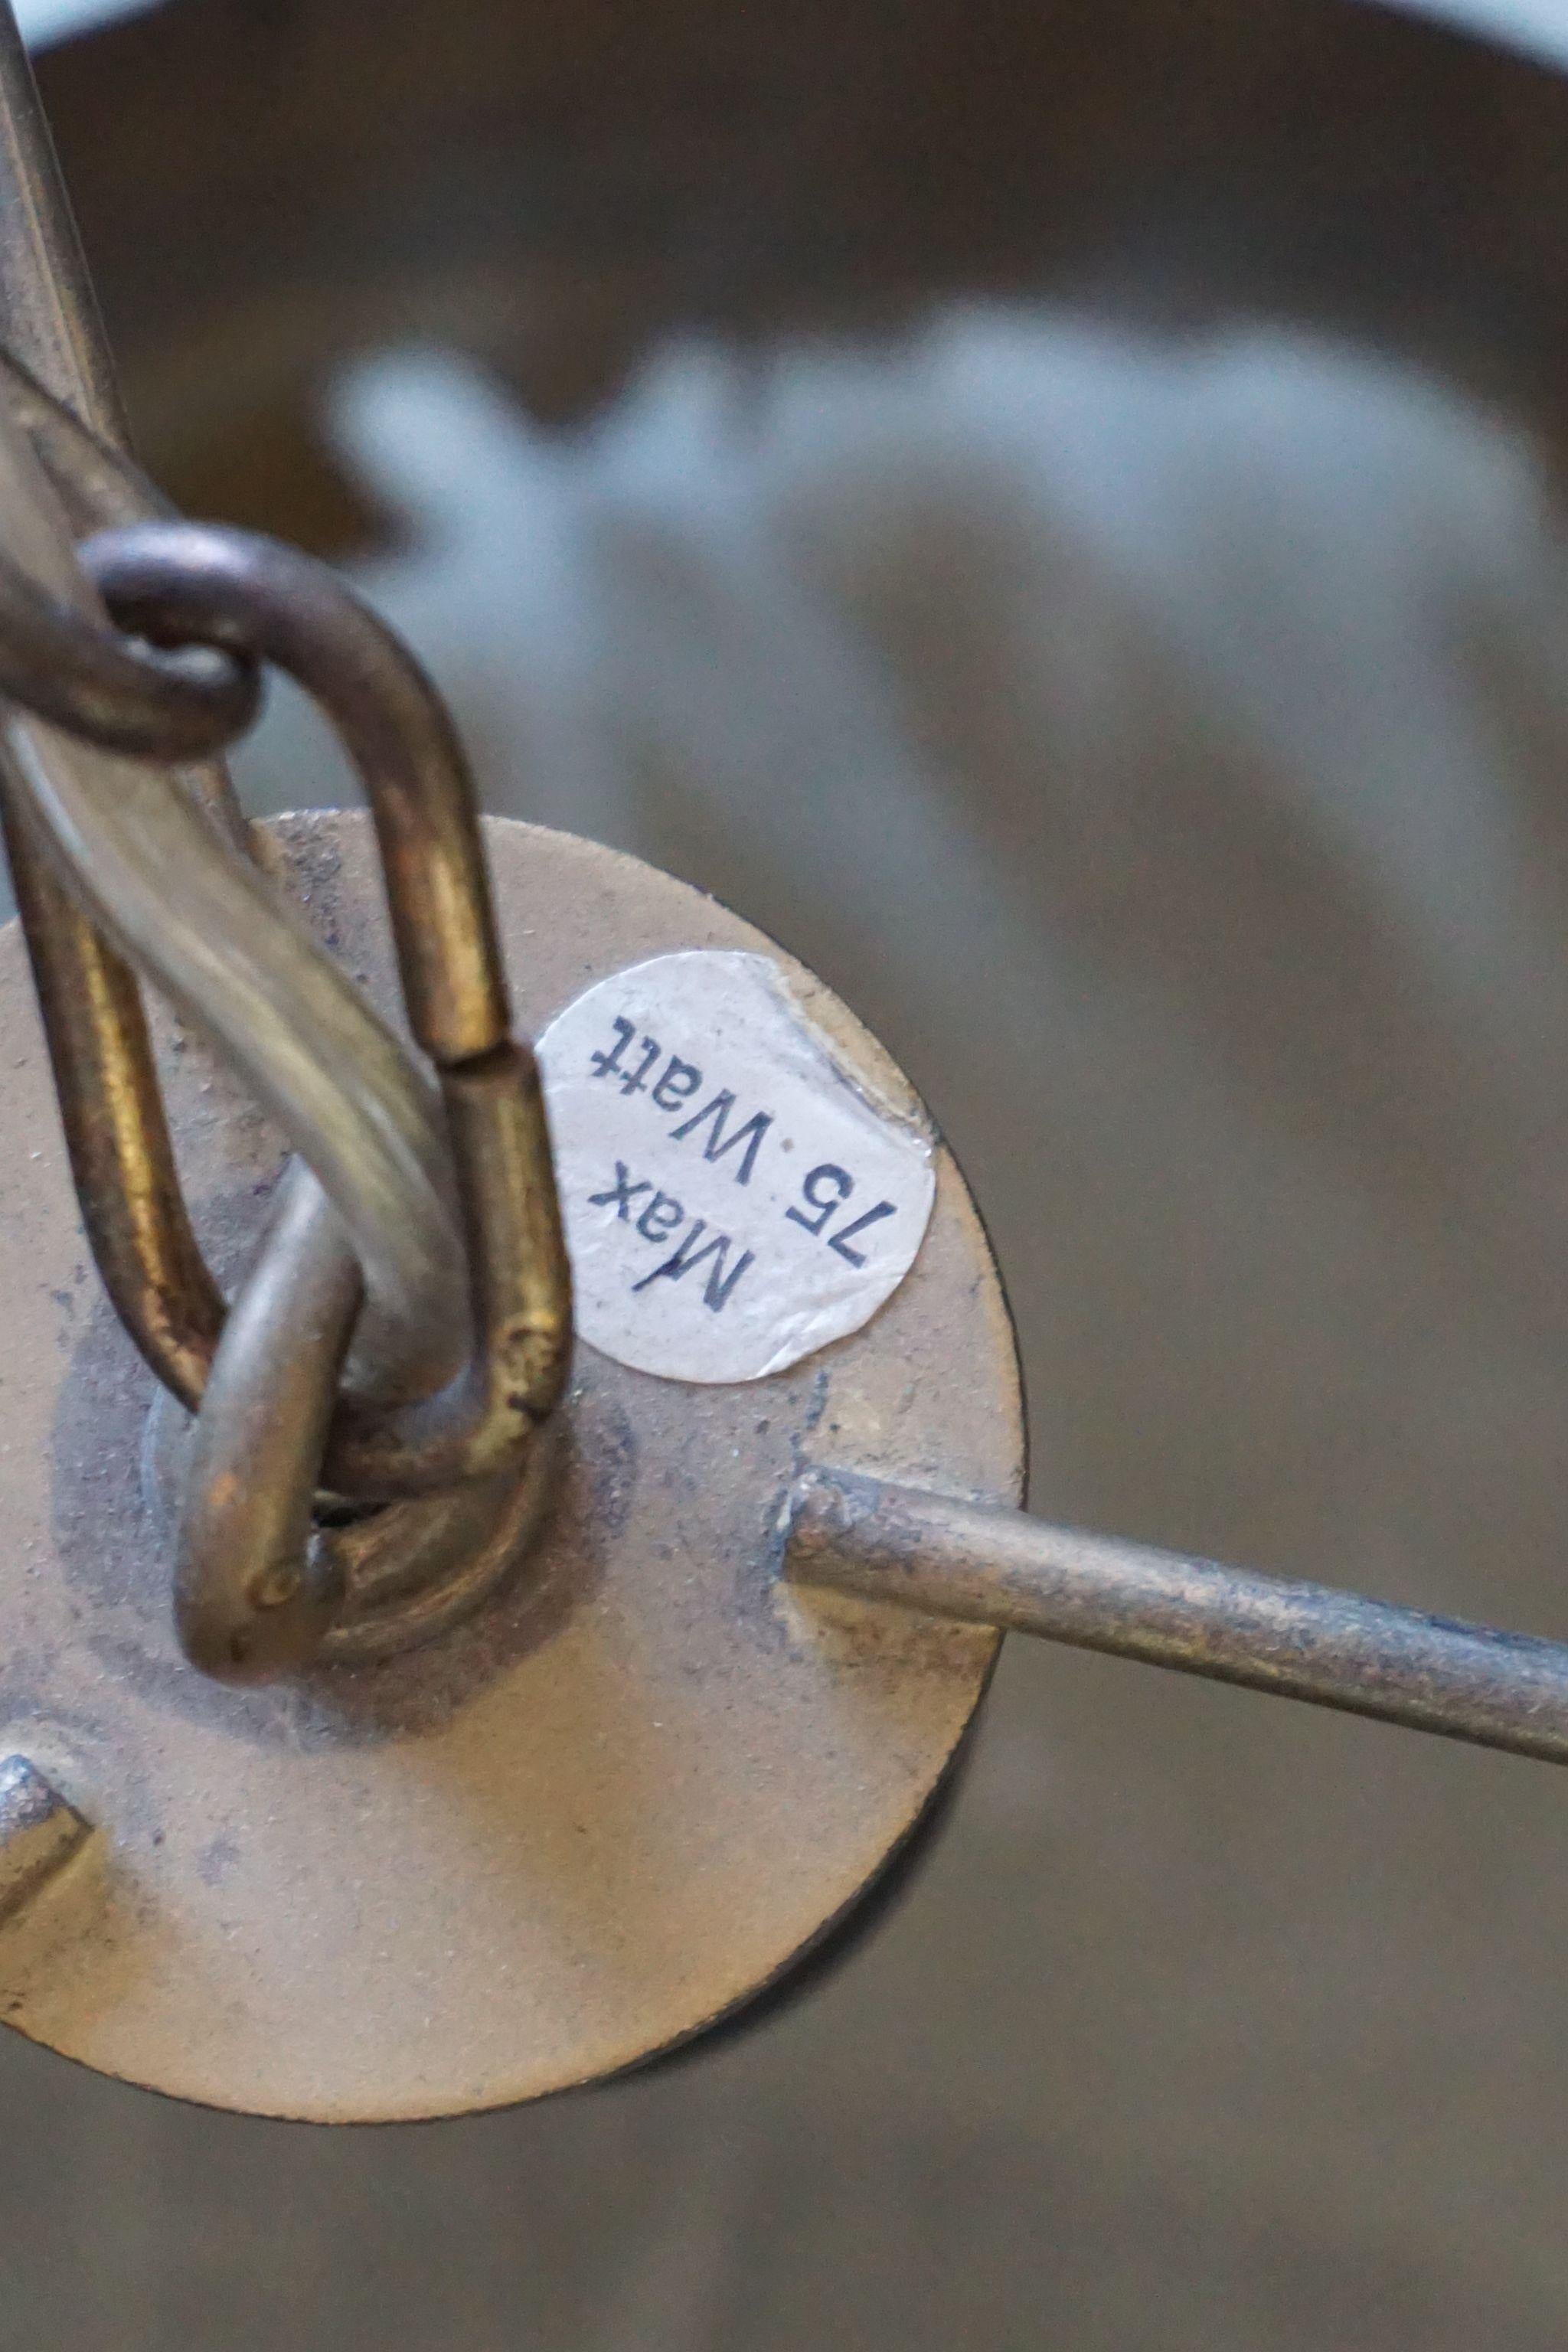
[0,810,1022,2119]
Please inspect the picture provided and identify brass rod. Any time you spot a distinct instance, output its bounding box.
[0,0,230,1403]
[786,1466,1568,1767]
[0,4,121,436]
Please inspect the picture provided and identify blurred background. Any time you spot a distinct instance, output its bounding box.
[8,0,1568,2342]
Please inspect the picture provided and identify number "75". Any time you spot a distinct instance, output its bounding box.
[785,1165,897,1266]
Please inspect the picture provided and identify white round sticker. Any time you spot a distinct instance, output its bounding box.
[535,951,936,1384]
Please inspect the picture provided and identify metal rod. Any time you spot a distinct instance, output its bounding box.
[786,1467,1568,1767]
[0,4,122,437]
[175,1159,351,1681]
[0,19,466,1410]
[0,0,234,1403]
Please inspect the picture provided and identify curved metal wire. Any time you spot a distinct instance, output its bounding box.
[0,369,471,1395]
[73,518,569,1671]
[0,531,258,758]
[87,518,573,1499]
[0,315,250,1404]
[0,10,567,1690]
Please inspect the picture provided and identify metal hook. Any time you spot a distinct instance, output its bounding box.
[81,518,572,1674]
[0,531,258,759]
[84,520,574,1492]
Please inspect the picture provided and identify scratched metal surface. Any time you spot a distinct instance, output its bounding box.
[7,0,1568,2343]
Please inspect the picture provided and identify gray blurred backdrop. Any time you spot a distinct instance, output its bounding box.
[6,0,1568,2343]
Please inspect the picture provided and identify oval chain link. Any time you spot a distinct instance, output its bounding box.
[84,517,573,1498]
[0,352,572,1675]
[0,361,472,1390]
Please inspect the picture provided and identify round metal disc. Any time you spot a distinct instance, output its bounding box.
[0,813,1023,2120]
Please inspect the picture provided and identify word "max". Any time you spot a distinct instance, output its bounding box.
[589,1161,755,1313]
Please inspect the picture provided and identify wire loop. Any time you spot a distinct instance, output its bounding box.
[0,364,570,1677]
[84,518,573,1504]
[0,534,260,758]
[0,29,567,1685]
[0,342,468,1407]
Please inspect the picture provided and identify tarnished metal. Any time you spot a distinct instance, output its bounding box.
[0,35,567,1679]
[74,519,570,1675]
[317,1426,565,1662]
[0,377,572,1490]
[0,334,253,844]
[0,2,571,1713]
[0,8,459,1446]
[2,792,227,1409]
[0,11,473,1432]
[116,549,567,1646]
[0,9,119,443]
[0,526,259,760]
[10,0,1568,2133]
[0,812,1024,2118]
[145,1378,569,1668]
[786,1469,1568,1768]
[0,1756,89,1924]
[0,424,469,1394]
[83,521,511,1064]
[173,1160,353,1680]
[0,5,238,1412]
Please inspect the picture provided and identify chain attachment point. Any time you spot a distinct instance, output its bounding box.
[0,365,572,1679]
[60,518,573,1672]
[0,534,260,760]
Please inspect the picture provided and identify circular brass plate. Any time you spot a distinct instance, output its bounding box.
[0,814,1023,2120]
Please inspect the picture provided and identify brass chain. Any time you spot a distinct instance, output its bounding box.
[0,351,570,1677]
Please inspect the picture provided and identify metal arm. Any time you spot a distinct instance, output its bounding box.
[786,1466,1568,1767]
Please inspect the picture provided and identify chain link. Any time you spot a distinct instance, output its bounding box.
[0,8,569,1685]
[0,527,258,758]
[0,356,571,1677]
[0,381,470,1391]
[83,515,573,1495]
